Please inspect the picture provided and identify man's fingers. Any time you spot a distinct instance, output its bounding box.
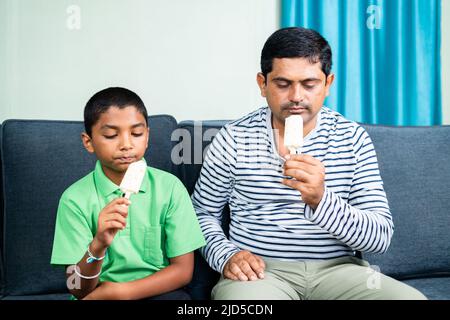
[238,260,259,281]
[283,169,311,181]
[229,263,249,281]
[254,256,266,279]
[286,154,319,166]
[223,268,239,281]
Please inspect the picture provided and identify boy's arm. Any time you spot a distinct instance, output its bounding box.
[65,237,107,299]
[83,252,194,300]
[66,197,130,300]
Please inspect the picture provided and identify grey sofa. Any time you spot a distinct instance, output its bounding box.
[0,116,449,300]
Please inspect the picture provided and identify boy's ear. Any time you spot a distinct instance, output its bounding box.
[146,127,150,148]
[81,132,95,153]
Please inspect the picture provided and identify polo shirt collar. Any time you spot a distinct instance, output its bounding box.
[93,159,149,197]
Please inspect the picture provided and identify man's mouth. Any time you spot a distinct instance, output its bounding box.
[282,103,310,114]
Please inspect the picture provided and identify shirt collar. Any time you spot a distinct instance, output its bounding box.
[93,159,149,197]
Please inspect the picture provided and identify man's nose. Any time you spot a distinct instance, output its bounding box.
[288,84,304,103]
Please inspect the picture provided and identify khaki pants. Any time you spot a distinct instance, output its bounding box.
[212,256,426,300]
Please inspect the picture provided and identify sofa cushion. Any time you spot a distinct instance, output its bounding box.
[402,277,450,300]
[362,125,450,279]
[0,115,178,298]
[1,293,71,300]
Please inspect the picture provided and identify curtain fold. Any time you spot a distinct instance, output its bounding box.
[281,0,442,125]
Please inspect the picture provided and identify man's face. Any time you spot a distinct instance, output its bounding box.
[82,106,149,184]
[257,57,334,134]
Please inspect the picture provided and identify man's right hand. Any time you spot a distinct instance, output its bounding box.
[223,250,265,281]
[94,197,130,249]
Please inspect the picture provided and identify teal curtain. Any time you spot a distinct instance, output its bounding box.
[281,0,441,125]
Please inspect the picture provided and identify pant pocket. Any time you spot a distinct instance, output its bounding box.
[144,226,165,266]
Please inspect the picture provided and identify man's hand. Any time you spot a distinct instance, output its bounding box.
[94,197,130,250]
[282,154,325,210]
[223,251,265,281]
[83,281,130,300]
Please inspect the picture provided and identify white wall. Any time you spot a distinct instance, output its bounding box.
[442,0,450,124]
[0,0,279,122]
[1,0,448,124]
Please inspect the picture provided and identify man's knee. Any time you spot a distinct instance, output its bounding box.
[372,278,427,300]
[212,277,298,300]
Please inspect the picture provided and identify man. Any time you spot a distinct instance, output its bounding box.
[192,27,425,300]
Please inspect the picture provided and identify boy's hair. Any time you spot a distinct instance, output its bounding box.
[84,87,148,137]
[260,27,332,80]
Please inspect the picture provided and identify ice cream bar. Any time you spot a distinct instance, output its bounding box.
[284,115,303,155]
[119,159,147,199]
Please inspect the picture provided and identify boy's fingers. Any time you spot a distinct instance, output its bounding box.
[105,213,126,226]
[113,204,129,217]
[106,221,125,230]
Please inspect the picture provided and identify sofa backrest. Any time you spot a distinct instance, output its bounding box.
[177,120,231,300]
[362,125,450,279]
[0,123,4,297]
[0,115,178,297]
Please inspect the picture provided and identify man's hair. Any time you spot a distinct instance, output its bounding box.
[260,27,332,79]
[84,87,148,137]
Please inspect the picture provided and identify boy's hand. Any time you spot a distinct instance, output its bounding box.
[282,154,325,210]
[94,197,130,249]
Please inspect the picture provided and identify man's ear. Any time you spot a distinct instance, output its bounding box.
[256,72,267,98]
[81,132,95,154]
[325,73,335,97]
[146,127,150,148]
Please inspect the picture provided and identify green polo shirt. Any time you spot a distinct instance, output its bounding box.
[51,160,205,283]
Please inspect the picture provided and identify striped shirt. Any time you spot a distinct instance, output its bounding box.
[191,106,394,273]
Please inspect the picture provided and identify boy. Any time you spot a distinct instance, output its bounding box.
[51,87,205,300]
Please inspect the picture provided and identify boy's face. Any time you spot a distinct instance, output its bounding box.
[82,106,149,185]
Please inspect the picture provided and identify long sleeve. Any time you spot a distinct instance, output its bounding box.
[191,125,240,273]
[304,126,394,253]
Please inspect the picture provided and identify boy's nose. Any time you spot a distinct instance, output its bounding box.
[119,134,133,150]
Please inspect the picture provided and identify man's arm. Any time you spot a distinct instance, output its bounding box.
[283,126,394,254]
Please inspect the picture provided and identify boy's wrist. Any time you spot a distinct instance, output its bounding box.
[90,237,108,257]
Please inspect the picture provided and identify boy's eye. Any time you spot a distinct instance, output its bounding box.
[103,134,117,139]
[132,132,144,137]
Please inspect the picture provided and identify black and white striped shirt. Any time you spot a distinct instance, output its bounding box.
[192,106,393,273]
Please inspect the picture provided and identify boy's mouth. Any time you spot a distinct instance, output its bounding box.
[115,156,136,164]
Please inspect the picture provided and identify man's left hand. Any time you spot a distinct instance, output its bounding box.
[282,154,325,210]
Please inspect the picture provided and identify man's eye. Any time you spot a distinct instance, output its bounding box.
[132,132,144,137]
[276,83,289,89]
[103,134,117,139]
[304,83,316,89]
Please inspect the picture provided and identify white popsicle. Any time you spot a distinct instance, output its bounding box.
[119,159,147,199]
[284,115,303,155]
